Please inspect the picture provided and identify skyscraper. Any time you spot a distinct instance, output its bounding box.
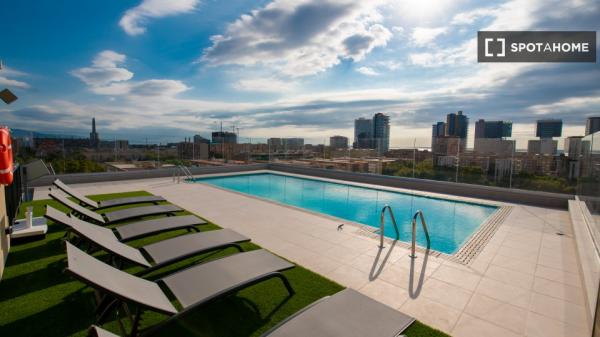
[474,119,512,138]
[586,117,600,135]
[445,110,468,139]
[535,119,562,138]
[330,135,349,149]
[211,131,237,144]
[353,117,373,149]
[473,119,514,155]
[373,113,390,153]
[431,121,446,150]
[89,117,99,148]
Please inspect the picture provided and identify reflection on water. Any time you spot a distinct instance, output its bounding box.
[199,173,497,254]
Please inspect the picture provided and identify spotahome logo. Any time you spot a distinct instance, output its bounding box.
[478,31,596,62]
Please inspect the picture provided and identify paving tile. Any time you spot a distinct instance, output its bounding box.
[336,236,376,253]
[396,254,442,277]
[484,264,534,289]
[464,293,527,334]
[400,296,462,333]
[533,277,586,305]
[537,253,580,273]
[326,264,370,289]
[452,313,521,337]
[363,244,406,265]
[420,278,473,310]
[350,253,387,275]
[534,265,583,288]
[430,264,482,291]
[529,292,588,328]
[468,258,490,275]
[379,263,418,290]
[359,279,409,309]
[491,254,537,275]
[495,245,539,262]
[525,312,589,337]
[475,277,531,308]
[303,255,341,274]
[324,244,364,264]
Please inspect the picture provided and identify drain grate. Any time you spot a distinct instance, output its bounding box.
[450,206,513,265]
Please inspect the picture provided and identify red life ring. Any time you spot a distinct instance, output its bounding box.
[0,127,14,185]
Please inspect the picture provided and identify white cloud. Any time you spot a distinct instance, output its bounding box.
[92,79,190,97]
[72,51,189,97]
[409,38,476,67]
[0,66,30,89]
[391,26,404,35]
[71,50,133,86]
[450,7,498,25]
[377,60,402,71]
[356,66,380,76]
[120,0,199,36]
[527,94,600,115]
[201,0,392,77]
[233,77,297,93]
[0,76,29,89]
[411,27,446,46]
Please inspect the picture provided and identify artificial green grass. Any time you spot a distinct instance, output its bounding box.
[0,191,449,337]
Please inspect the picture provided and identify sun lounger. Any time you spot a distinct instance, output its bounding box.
[45,205,206,241]
[49,190,181,224]
[66,242,294,336]
[262,288,414,337]
[88,289,414,337]
[89,326,119,337]
[53,179,165,209]
[56,209,250,274]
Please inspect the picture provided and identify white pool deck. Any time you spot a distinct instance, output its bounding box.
[35,173,590,337]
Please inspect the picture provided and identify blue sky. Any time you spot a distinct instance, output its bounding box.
[0,0,599,148]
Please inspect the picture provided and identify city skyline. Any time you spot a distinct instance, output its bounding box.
[68,114,593,153]
[1,0,599,148]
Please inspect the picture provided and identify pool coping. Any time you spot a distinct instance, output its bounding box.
[189,170,513,265]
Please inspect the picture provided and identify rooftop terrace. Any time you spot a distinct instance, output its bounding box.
[1,165,597,337]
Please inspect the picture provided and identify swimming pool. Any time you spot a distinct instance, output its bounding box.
[193,173,498,254]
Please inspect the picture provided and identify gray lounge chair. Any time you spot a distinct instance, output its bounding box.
[89,326,119,337]
[49,190,181,224]
[65,242,294,336]
[89,289,414,337]
[46,205,206,241]
[262,288,414,337]
[54,179,165,210]
[56,209,250,274]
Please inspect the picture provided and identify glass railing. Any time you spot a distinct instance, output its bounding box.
[577,132,600,230]
[9,132,594,197]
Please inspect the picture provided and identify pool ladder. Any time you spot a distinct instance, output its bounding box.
[409,210,430,259]
[379,205,399,248]
[173,165,193,183]
[378,206,431,259]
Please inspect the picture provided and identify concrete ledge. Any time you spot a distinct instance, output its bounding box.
[569,200,599,329]
[269,164,573,209]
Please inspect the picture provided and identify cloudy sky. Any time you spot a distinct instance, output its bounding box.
[0,0,598,148]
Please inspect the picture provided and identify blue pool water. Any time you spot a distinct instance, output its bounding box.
[194,173,498,254]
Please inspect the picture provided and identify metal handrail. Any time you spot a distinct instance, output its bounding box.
[172,166,193,183]
[379,204,399,248]
[180,166,193,179]
[409,210,430,258]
